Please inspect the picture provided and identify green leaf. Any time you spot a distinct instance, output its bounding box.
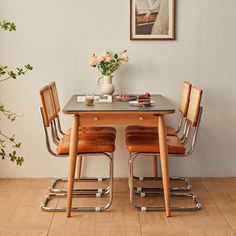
[15,142,21,148]
[25,64,33,70]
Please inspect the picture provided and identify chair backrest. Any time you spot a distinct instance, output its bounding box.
[179,81,192,116]
[40,85,57,127]
[186,86,203,127]
[49,81,61,114]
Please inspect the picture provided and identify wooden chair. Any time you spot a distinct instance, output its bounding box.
[48,81,116,193]
[125,81,192,138]
[126,86,203,212]
[125,81,192,190]
[40,85,116,212]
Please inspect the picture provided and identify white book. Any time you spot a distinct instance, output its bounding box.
[77,95,113,103]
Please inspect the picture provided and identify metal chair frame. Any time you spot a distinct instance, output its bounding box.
[40,103,115,212]
[46,82,116,195]
[56,116,66,136]
[42,108,113,193]
[132,115,192,192]
[128,107,203,212]
[41,152,114,212]
[127,82,193,191]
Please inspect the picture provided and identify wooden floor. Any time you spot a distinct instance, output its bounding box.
[0,178,235,236]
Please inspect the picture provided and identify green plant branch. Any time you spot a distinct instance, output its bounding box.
[0,64,33,83]
[0,20,16,31]
[0,149,24,166]
[0,132,21,148]
[0,104,22,122]
[0,20,33,166]
[0,132,23,165]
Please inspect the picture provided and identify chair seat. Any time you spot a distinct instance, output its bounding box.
[67,126,116,137]
[126,135,185,154]
[57,134,116,154]
[125,125,176,137]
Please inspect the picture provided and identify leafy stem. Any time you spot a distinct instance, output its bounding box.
[0,64,33,83]
[0,132,23,166]
[0,149,24,166]
[0,20,33,166]
[0,103,22,122]
[0,20,16,31]
[0,132,22,148]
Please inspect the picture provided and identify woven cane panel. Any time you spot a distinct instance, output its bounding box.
[179,81,191,116]
[50,81,60,113]
[187,87,203,127]
[40,86,56,127]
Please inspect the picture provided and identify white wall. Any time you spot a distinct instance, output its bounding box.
[0,0,235,178]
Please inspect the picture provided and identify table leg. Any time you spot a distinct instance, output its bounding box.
[66,115,79,217]
[158,115,171,217]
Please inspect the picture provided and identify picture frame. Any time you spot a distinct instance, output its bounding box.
[130,0,175,40]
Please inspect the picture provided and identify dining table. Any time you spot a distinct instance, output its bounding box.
[62,94,175,217]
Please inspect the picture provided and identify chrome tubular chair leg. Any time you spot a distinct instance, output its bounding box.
[56,116,66,136]
[131,151,192,192]
[133,176,192,192]
[50,187,110,196]
[41,189,111,212]
[133,192,201,211]
[41,193,110,212]
[175,114,184,134]
[107,153,114,209]
[129,153,201,212]
[128,153,132,190]
[52,119,60,143]
[49,176,110,193]
[41,152,114,212]
[129,154,134,205]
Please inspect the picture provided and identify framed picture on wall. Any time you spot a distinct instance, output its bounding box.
[130,0,175,40]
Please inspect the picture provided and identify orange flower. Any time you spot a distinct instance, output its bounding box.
[123,55,129,62]
[102,52,112,62]
[97,55,105,62]
[89,54,97,66]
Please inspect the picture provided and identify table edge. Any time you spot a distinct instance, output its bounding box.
[62,110,175,115]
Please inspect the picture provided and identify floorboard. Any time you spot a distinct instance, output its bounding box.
[0,178,235,236]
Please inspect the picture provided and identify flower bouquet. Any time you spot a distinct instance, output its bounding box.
[89,49,128,95]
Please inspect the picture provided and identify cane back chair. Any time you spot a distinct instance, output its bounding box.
[48,81,116,193]
[125,81,192,191]
[126,86,203,212]
[49,81,116,139]
[40,85,116,212]
[125,81,192,137]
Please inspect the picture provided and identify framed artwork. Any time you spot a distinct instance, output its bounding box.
[130,0,175,40]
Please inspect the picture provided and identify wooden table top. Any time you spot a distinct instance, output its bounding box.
[62,94,175,114]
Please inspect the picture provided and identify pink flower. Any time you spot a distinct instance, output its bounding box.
[89,54,97,66]
[102,52,112,62]
[123,55,129,62]
[104,55,112,62]
[102,52,109,57]
[97,55,105,62]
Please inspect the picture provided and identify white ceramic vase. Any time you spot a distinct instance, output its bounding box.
[97,75,115,95]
